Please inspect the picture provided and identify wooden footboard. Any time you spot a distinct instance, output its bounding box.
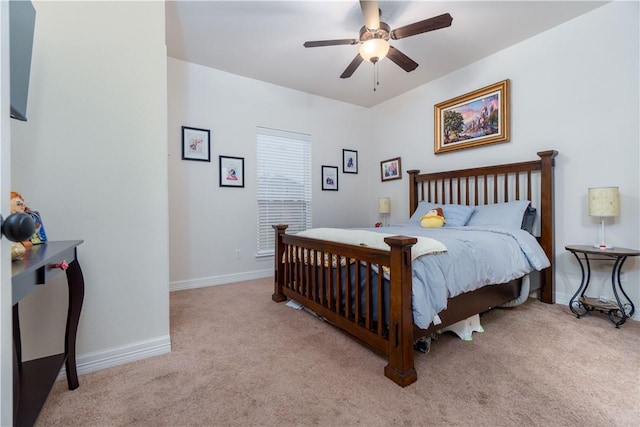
[272,225,419,386]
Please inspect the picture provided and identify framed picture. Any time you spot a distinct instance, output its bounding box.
[380,157,402,182]
[434,79,510,154]
[321,165,339,191]
[182,126,211,161]
[342,149,358,174]
[219,155,244,188]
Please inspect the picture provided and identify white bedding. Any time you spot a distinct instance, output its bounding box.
[296,227,447,260]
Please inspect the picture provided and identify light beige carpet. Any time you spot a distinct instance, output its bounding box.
[37,278,640,426]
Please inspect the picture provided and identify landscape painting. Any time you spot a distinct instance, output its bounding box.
[434,80,510,154]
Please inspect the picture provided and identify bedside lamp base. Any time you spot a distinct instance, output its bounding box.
[593,218,614,250]
[593,243,614,250]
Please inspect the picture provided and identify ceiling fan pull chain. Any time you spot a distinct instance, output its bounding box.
[373,63,376,92]
[373,61,381,92]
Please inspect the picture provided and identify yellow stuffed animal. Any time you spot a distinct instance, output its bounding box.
[420,207,446,228]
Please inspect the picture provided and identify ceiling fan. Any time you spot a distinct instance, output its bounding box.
[303,0,453,79]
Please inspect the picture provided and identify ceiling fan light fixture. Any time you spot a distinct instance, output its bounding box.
[359,38,389,63]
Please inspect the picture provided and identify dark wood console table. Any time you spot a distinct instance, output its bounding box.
[12,240,85,427]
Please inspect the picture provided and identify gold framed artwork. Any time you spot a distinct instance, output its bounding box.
[434,79,510,154]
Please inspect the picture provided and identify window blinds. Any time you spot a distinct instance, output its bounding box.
[256,127,312,256]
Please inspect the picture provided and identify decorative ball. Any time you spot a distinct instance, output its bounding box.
[11,242,26,260]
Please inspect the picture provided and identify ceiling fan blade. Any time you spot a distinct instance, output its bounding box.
[360,0,380,30]
[340,54,364,79]
[304,39,359,48]
[387,46,418,72]
[390,13,453,40]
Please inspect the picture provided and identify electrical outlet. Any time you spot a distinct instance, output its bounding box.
[235,249,241,259]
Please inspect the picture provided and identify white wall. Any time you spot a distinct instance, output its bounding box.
[368,2,639,312]
[11,1,170,366]
[167,59,372,288]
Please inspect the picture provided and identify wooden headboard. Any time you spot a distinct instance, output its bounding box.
[407,150,558,303]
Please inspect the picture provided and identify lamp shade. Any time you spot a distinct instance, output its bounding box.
[588,187,620,217]
[378,197,391,214]
[359,39,389,63]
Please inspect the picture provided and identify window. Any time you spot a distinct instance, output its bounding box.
[256,127,312,256]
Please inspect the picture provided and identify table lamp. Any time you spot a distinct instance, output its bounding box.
[378,197,390,227]
[588,186,619,249]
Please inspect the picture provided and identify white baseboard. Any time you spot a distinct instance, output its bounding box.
[169,269,273,292]
[554,291,573,307]
[56,335,171,382]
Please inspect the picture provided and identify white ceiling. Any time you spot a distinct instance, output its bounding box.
[165,1,607,108]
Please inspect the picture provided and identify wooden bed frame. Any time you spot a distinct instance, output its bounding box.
[272,150,557,386]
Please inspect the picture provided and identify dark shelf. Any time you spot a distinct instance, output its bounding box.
[580,296,619,311]
[16,354,67,427]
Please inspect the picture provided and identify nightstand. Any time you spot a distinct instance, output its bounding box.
[566,245,640,328]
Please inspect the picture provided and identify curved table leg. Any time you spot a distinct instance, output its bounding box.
[64,258,85,390]
[610,256,633,328]
[569,251,590,317]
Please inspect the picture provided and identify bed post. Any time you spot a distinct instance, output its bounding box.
[407,169,420,217]
[537,150,558,304]
[384,235,418,387]
[272,224,288,303]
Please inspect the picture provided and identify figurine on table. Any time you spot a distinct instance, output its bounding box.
[10,191,47,259]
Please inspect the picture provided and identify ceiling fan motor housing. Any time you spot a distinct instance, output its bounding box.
[359,22,390,43]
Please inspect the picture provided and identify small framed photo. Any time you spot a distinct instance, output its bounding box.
[321,165,339,191]
[219,155,244,188]
[380,157,402,182]
[342,149,358,174]
[182,126,210,162]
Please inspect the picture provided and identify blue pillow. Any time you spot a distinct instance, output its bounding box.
[442,204,476,227]
[409,201,436,225]
[409,201,475,227]
[466,200,531,229]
